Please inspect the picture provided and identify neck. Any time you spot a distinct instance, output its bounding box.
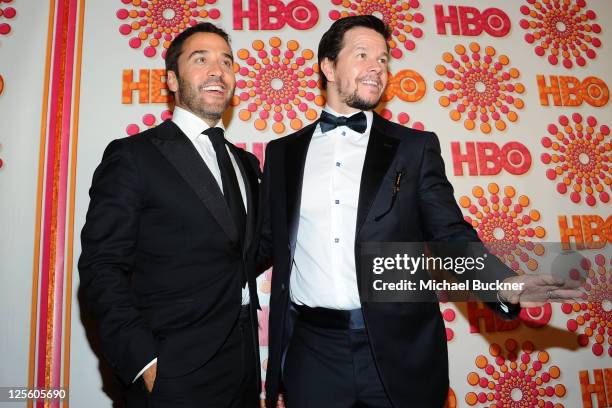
[203,117,220,128]
[176,103,220,128]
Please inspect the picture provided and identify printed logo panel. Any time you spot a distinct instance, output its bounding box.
[116,0,221,59]
[233,0,319,30]
[562,254,611,358]
[232,37,324,135]
[0,0,16,36]
[519,0,601,68]
[435,4,511,38]
[434,43,525,134]
[465,340,567,407]
[541,114,611,206]
[329,0,424,59]
[459,183,546,274]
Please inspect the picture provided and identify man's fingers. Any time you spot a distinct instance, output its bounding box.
[549,289,584,300]
[559,279,582,289]
[536,274,565,286]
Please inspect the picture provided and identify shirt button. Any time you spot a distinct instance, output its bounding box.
[335,200,340,204]
[341,131,346,136]
[336,162,341,167]
[334,238,340,243]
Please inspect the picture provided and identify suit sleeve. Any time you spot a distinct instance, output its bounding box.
[244,149,263,180]
[78,139,158,384]
[256,141,275,274]
[417,132,479,242]
[417,132,521,319]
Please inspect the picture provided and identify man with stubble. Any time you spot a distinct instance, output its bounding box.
[79,23,262,407]
[259,15,580,408]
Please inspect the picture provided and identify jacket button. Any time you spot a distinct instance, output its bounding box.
[281,283,286,291]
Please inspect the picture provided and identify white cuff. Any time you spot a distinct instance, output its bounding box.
[497,291,509,314]
[132,358,157,383]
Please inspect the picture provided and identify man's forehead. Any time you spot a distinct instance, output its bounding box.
[342,27,388,50]
[182,32,231,53]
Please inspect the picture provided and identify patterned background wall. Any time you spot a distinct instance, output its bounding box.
[0,1,610,407]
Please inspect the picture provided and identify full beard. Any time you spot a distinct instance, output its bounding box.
[178,77,233,122]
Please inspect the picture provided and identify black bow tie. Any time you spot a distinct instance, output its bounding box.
[319,110,367,134]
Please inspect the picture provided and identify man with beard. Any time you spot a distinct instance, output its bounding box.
[79,23,262,408]
[259,16,580,408]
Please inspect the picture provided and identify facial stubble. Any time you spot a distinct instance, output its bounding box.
[177,75,234,122]
[337,77,383,111]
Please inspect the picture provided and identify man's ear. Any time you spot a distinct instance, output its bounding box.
[320,57,336,85]
[167,70,178,93]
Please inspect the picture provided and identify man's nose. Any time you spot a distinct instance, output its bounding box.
[208,60,223,76]
[368,59,383,73]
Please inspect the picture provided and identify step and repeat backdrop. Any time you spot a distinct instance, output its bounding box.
[0,1,610,407]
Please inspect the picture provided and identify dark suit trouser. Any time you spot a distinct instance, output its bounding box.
[125,307,259,408]
[283,307,393,408]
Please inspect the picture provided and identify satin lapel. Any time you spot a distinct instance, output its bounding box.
[285,122,317,252]
[150,121,238,242]
[228,143,258,255]
[356,113,401,234]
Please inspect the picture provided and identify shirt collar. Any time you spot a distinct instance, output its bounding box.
[316,106,373,139]
[171,106,226,142]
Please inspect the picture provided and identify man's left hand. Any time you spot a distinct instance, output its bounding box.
[498,274,583,308]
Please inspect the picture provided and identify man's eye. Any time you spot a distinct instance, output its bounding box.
[379,58,388,64]
[195,57,205,63]
[357,53,366,58]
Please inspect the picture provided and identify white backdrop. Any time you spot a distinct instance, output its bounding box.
[0,1,610,407]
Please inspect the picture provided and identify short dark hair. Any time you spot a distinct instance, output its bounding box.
[165,22,231,77]
[318,15,391,89]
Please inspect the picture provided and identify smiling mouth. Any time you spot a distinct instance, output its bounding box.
[360,79,380,89]
[200,84,226,95]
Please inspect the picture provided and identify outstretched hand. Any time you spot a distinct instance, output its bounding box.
[499,274,583,308]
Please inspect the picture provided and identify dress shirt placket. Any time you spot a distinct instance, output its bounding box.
[330,127,347,307]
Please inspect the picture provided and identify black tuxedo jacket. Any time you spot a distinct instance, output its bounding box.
[259,112,519,407]
[79,120,262,389]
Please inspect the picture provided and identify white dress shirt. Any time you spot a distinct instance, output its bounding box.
[290,107,373,310]
[134,106,251,382]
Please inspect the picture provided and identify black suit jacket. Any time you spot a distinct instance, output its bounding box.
[79,120,262,389]
[259,112,519,407]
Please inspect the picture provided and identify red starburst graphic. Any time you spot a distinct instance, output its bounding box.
[377,108,425,130]
[116,0,220,59]
[434,43,525,134]
[0,0,16,36]
[541,114,611,206]
[465,340,567,407]
[519,0,602,68]
[562,254,612,358]
[232,37,325,135]
[459,183,546,274]
[329,0,424,59]
[126,109,173,136]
